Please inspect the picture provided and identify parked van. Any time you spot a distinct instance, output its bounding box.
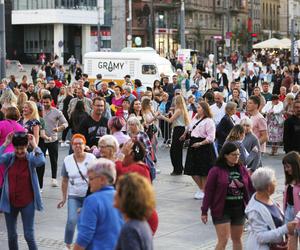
[83,51,174,88]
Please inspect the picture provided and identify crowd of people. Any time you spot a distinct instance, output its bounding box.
[0,51,300,249]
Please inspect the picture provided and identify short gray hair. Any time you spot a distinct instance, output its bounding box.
[98,135,119,150]
[240,117,253,127]
[127,116,144,131]
[251,167,276,192]
[123,85,132,93]
[87,158,116,184]
[225,102,237,114]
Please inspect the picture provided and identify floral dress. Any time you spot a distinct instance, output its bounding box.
[262,102,284,143]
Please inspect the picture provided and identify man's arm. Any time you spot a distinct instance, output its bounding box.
[259,130,268,145]
[56,110,68,132]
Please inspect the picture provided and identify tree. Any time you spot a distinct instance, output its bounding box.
[192,25,204,51]
[232,22,249,48]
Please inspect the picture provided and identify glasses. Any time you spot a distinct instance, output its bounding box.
[72,142,84,146]
[88,176,100,182]
[229,153,241,157]
[99,144,113,148]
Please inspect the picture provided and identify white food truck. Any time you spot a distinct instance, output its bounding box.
[83,51,174,88]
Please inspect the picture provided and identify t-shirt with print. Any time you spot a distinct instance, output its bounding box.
[225,165,244,209]
[78,115,109,147]
[61,153,96,197]
[251,112,267,153]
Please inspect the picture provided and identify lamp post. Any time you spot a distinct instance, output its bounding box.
[180,0,186,49]
[0,0,5,79]
[97,0,104,52]
[127,0,132,47]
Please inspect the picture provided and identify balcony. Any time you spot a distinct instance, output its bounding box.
[154,0,179,9]
[214,6,226,15]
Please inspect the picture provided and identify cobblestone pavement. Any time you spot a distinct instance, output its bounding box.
[0,65,286,249]
[0,144,286,250]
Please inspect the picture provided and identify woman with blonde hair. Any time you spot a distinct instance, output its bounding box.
[114,173,155,249]
[158,95,190,175]
[17,92,28,115]
[19,101,40,145]
[225,124,248,167]
[141,97,158,163]
[0,88,17,114]
[57,86,66,111]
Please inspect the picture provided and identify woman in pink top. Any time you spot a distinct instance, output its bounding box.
[0,107,25,189]
[182,101,217,200]
[282,151,300,250]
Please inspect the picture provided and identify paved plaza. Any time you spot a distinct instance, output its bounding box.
[0,143,286,250]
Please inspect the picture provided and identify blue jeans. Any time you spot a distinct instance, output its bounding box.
[285,204,300,235]
[64,196,84,245]
[4,202,37,250]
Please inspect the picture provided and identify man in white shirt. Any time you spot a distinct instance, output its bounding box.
[210,92,226,126]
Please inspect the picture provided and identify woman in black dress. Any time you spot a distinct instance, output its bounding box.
[183,101,217,199]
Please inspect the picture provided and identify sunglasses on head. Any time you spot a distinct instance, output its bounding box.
[13,132,28,139]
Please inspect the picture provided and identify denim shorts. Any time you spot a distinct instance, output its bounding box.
[285,204,300,235]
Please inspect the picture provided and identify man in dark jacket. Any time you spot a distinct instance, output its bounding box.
[216,65,228,91]
[243,70,258,96]
[283,99,300,153]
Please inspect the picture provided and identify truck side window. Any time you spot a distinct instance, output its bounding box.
[142,65,157,75]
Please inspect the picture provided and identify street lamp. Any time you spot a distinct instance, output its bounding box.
[180,0,186,49]
[97,0,104,52]
[0,0,6,79]
[127,0,132,47]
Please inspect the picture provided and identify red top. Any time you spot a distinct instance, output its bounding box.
[115,161,151,181]
[279,94,286,102]
[54,80,63,88]
[8,158,34,208]
[115,161,158,235]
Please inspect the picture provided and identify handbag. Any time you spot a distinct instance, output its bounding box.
[185,117,204,140]
[269,235,288,250]
[73,155,91,196]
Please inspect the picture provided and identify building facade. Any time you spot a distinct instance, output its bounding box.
[260,0,281,39]
[6,0,113,63]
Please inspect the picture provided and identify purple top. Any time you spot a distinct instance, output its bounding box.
[0,120,26,187]
[112,96,124,109]
[201,164,254,219]
[113,131,130,146]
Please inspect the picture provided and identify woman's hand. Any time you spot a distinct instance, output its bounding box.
[28,134,37,148]
[191,142,202,148]
[121,140,134,156]
[57,199,66,209]
[179,133,187,141]
[201,215,208,224]
[287,220,298,235]
[3,132,14,147]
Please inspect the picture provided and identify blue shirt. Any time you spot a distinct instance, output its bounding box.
[76,186,124,250]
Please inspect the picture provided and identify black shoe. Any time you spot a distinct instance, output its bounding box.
[170,171,182,176]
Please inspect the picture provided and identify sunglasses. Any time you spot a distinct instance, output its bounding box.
[13,132,28,139]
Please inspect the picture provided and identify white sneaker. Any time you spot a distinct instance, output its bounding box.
[40,189,43,193]
[194,190,204,200]
[51,179,58,187]
[155,168,161,174]
[60,142,68,147]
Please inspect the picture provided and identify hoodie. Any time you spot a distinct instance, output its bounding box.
[245,194,288,250]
